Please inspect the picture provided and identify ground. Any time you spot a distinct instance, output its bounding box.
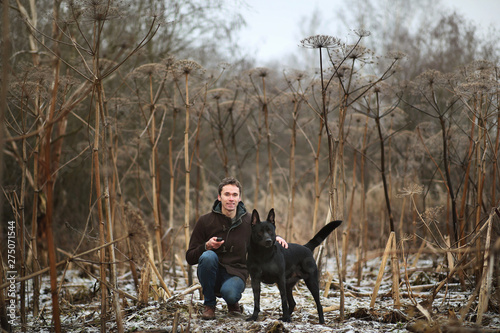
[11,255,500,332]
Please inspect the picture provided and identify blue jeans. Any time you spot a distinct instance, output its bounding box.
[197,250,245,306]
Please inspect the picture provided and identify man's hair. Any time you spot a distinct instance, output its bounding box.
[218,177,242,196]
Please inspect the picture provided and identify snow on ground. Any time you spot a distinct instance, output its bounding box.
[11,254,500,332]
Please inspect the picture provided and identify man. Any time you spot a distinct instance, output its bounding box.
[185,177,287,320]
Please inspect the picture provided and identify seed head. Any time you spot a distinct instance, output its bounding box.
[422,206,444,225]
[386,51,407,61]
[330,65,351,79]
[344,44,374,63]
[162,54,176,69]
[455,60,498,95]
[250,67,270,78]
[397,183,424,197]
[400,233,414,243]
[128,63,167,80]
[80,0,123,22]
[468,60,494,72]
[217,62,231,70]
[300,35,341,49]
[286,69,307,82]
[413,69,445,92]
[456,80,498,96]
[353,29,371,38]
[173,59,205,76]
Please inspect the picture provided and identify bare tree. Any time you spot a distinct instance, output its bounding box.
[15,1,163,331]
[337,0,499,79]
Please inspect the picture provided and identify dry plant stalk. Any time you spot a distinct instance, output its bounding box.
[167,106,178,231]
[412,239,426,268]
[124,202,150,268]
[150,127,164,278]
[355,247,362,287]
[166,284,201,303]
[458,115,476,244]
[175,254,189,286]
[138,263,151,306]
[249,68,275,209]
[148,242,160,301]
[182,66,192,253]
[476,216,493,324]
[342,151,358,280]
[103,169,123,331]
[370,232,395,308]
[141,68,168,278]
[358,113,370,284]
[400,236,418,306]
[30,135,41,317]
[445,236,455,272]
[318,207,344,319]
[323,272,333,298]
[416,303,432,322]
[29,4,65,329]
[390,235,401,309]
[262,75,275,210]
[333,222,345,320]
[321,304,340,313]
[124,201,150,292]
[19,134,27,325]
[141,244,172,298]
[311,117,324,234]
[285,87,301,241]
[172,310,180,333]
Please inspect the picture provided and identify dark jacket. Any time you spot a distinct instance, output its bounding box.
[185,200,251,282]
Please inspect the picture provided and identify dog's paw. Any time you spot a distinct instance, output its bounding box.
[246,315,258,322]
[279,316,291,322]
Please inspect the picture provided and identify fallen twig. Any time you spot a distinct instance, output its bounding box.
[166,283,202,303]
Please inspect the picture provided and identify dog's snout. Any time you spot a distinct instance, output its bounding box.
[264,238,273,247]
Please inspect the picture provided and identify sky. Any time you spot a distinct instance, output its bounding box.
[235,0,500,66]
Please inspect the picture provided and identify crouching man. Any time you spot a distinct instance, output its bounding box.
[185,177,287,319]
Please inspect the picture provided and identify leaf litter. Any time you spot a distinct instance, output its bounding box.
[18,253,500,332]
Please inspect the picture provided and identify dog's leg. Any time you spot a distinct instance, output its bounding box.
[285,282,296,316]
[246,277,261,321]
[304,277,325,324]
[277,277,291,322]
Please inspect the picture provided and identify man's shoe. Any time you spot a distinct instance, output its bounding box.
[227,302,243,314]
[201,305,216,320]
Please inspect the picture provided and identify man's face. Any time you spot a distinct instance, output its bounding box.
[218,184,241,217]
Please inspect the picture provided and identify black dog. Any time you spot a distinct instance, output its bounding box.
[246,208,342,324]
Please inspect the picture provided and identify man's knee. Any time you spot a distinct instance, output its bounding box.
[221,288,241,304]
[198,250,218,267]
[220,278,244,304]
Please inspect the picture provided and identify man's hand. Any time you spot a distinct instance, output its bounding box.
[276,236,288,249]
[205,236,224,250]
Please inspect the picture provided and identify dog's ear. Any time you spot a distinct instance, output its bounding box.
[267,208,275,225]
[251,209,260,226]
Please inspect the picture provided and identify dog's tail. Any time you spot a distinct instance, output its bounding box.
[304,220,342,251]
